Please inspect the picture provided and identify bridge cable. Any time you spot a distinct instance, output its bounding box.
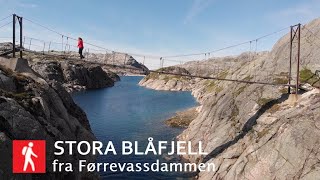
[0,21,12,29]
[163,27,289,58]
[23,16,292,61]
[0,15,11,22]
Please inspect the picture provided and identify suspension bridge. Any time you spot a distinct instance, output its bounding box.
[0,14,319,94]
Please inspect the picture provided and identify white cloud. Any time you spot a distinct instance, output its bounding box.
[184,0,216,24]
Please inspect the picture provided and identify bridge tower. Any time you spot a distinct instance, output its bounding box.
[288,24,301,95]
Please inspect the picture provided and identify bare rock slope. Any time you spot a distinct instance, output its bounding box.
[139,66,196,91]
[29,59,117,92]
[0,63,97,179]
[139,18,320,179]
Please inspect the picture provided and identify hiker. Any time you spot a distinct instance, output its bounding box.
[78,37,85,59]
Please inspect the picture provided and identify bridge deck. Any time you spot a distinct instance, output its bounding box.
[0,48,305,89]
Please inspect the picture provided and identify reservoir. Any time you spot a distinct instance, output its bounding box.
[72,76,197,179]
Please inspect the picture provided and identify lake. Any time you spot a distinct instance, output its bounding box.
[72,76,198,179]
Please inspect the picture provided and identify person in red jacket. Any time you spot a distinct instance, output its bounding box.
[78,37,85,59]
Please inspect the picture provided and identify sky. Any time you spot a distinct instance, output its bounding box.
[0,0,320,68]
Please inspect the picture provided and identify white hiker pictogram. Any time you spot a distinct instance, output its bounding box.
[22,142,38,171]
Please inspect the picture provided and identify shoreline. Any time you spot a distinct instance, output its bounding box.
[165,107,199,128]
[121,74,146,77]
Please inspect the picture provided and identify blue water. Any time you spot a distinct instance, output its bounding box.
[72,76,197,179]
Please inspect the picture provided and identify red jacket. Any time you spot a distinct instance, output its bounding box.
[78,40,84,48]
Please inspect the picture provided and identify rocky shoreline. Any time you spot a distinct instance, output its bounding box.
[165,107,199,128]
[0,44,149,179]
[29,59,118,92]
[0,61,98,179]
[139,17,320,179]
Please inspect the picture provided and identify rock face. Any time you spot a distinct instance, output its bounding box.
[139,18,320,179]
[139,67,196,91]
[197,90,320,180]
[0,64,97,179]
[65,51,149,76]
[29,59,118,92]
[0,42,149,77]
[165,107,199,128]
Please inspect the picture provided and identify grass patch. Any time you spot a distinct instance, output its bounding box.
[145,67,190,82]
[203,80,213,85]
[279,72,289,76]
[144,73,189,83]
[205,81,216,92]
[243,75,253,81]
[257,98,272,106]
[230,106,239,121]
[144,72,160,81]
[233,86,246,97]
[273,77,288,84]
[11,92,33,100]
[0,90,33,101]
[218,70,228,79]
[300,68,320,87]
[279,88,288,94]
[215,86,223,93]
[165,108,198,128]
[204,81,223,93]
[162,75,188,83]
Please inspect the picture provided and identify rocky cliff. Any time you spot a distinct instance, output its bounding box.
[84,52,149,76]
[139,18,320,179]
[29,59,118,92]
[139,66,196,91]
[0,44,121,92]
[49,49,149,76]
[0,62,97,179]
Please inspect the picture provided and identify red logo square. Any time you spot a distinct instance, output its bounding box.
[12,140,46,173]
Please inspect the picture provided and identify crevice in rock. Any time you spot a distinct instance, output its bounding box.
[202,93,289,163]
[0,115,14,139]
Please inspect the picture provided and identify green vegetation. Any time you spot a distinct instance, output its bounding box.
[204,80,223,93]
[0,90,33,101]
[144,66,190,82]
[243,75,253,81]
[279,88,288,94]
[273,77,288,84]
[11,92,32,99]
[257,98,272,106]
[205,81,216,92]
[218,70,228,79]
[215,86,224,93]
[165,108,198,128]
[279,72,289,76]
[230,106,239,121]
[233,86,246,97]
[157,67,174,72]
[144,72,160,81]
[300,68,320,87]
[144,72,189,83]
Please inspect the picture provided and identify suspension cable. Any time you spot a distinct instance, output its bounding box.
[0,15,11,22]
[0,21,12,29]
[23,15,292,60]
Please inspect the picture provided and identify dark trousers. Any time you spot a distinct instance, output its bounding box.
[79,48,84,59]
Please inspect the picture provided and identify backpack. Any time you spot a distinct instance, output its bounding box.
[22,146,28,155]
